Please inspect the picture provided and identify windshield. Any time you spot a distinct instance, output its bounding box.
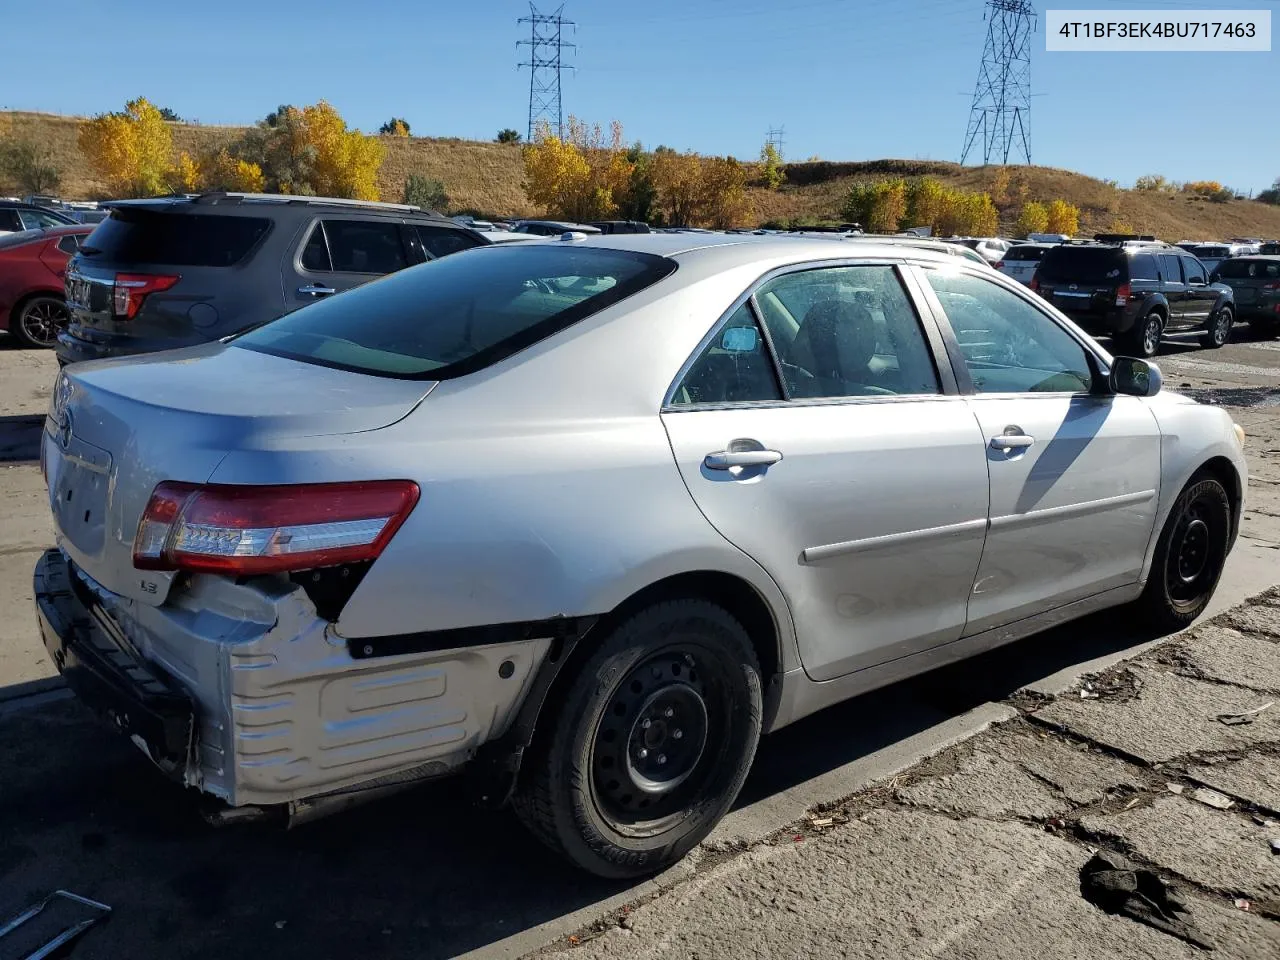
[81,209,271,266]
[235,244,676,379]
[1191,246,1228,259]
[1036,247,1126,284]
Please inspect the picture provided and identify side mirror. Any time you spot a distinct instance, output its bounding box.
[720,326,760,352]
[1110,357,1161,397]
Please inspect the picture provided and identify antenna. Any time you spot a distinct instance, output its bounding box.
[518,4,576,142]
[960,0,1035,165]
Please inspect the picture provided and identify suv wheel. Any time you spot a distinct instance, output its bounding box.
[1201,306,1233,349]
[1250,317,1278,340]
[13,296,69,349]
[512,599,763,878]
[1126,311,1164,358]
[1129,472,1231,633]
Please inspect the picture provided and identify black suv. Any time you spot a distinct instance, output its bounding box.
[59,193,487,365]
[1033,242,1235,357]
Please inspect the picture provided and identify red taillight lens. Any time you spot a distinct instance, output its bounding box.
[1115,282,1132,306]
[133,480,420,575]
[994,260,1005,270]
[1030,276,1040,292]
[1264,281,1280,290]
[113,273,180,320]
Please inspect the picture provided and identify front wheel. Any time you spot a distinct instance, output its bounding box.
[1129,474,1232,633]
[13,295,69,349]
[1201,306,1233,349]
[512,599,763,878]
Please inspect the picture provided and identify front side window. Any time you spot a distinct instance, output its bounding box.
[322,220,408,274]
[924,268,1092,394]
[1159,255,1183,283]
[671,304,782,405]
[236,245,674,379]
[1182,258,1208,284]
[19,209,65,230]
[754,265,940,399]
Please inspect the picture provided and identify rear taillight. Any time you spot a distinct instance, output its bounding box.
[133,480,420,575]
[1264,281,1280,290]
[994,260,1005,270]
[113,273,179,320]
[1030,276,1040,293]
[1115,282,1132,306]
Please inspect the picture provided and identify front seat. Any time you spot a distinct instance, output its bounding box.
[788,299,882,397]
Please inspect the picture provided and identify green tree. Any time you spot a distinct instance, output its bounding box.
[380,118,411,137]
[404,174,448,211]
[496,128,522,144]
[1257,178,1280,205]
[1013,201,1048,237]
[760,141,785,190]
[0,138,62,194]
[617,142,656,222]
[157,106,182,122]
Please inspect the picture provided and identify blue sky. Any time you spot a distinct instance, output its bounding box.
[6,0,1278,191]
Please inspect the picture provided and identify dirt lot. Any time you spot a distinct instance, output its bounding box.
[0,325,1277,959]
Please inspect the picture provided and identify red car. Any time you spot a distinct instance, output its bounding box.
[0,225,94,348]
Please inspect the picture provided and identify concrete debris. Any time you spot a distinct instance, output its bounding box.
[1215,701,1275,726]
[1167,783,1186,795]
[1270,839,1280,856]
[1079,850,1213,950]
[1190,787,1236,810]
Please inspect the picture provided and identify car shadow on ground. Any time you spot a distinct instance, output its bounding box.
[0,608,1162,960]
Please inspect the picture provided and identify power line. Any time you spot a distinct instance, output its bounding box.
[518,4,576,142]
[960,0,1035,166]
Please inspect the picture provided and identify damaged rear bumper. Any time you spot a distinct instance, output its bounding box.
[32,547,554,811]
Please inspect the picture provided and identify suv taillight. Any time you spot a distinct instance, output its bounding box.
[1115,282,1132,306]
[1264,281,1280,290]
[113,273,180,320]
[133,480,420,575]
[1029,276,1040,293]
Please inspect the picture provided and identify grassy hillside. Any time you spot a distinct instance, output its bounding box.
[5,111,1279,240]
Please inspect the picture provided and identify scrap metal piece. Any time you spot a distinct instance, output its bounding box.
[0,889,111,960]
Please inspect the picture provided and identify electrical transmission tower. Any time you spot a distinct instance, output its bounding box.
[766,125,786,157]
[518,4,576,142]
[960,0,1035,165]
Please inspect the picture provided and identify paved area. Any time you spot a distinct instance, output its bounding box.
[0,327,1277,959]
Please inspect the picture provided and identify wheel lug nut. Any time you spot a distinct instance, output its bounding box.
[664,707,674,718]
[673,729,683,740]
[641,719,651,729]
[637,748,648,759]
[657,754,667,765]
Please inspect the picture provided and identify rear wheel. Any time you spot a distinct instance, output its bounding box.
[512,599,762,878]
[13,296,68,349]
[1124,311,1163,358]
[1129,473,1231,633]
[1249,317,1278,340]
[1201,306,1233,349]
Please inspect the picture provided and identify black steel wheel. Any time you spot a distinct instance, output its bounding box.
[513,599,762,878]
[1201,306,1233,349]
[1131,473,1232,632]
[14,296,69,349]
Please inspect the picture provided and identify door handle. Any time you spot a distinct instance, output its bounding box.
[704,449,783,470]
[990,433,1034,450]
[298,284,337,297]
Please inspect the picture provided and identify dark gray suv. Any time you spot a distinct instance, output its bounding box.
[59,193,487,365]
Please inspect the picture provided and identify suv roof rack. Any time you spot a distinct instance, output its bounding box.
[188,192,431,214]
[1093,233,1158,243]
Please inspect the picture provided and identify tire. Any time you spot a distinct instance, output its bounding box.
[1123,311,1163,358]
[1201,306,1233,349]
[1249,317,1278,340]
[1130,473,1232,633]
[12,295,69,349]
[512,599,763,878]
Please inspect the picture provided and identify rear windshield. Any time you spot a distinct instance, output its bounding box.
[1191,245,1229,259]
[80,209,271,266]
[1217,258,1280,279]
[234,244,676,379]
[1037,247,1127,284]
[1005,245,1048,262]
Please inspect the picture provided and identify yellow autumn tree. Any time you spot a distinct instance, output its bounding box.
[1045,199,1080,235]
[299,102,384,200]
[699,157,752,229]
[867,179,908,233]
[651,149,706,226]
[522,117,632,222]
[173,152,201,192]
[78,97,174,197]
[1014,201,1049,237]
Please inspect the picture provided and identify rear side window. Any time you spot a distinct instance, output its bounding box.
[322,220,408,274]
[1159,255,1182,283]
[81,210,270,266]
[1036,247,1126,284]
[416,225,482,259]
[56,235,81,255]
[1129,254,1158,280]
[235,245,675,379]
[1217,258,1280,279]
[1005,246,1047,262]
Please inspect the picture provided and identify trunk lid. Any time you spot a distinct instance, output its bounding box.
[44,345,435,606]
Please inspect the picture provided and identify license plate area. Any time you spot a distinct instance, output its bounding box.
[48,439,113,557]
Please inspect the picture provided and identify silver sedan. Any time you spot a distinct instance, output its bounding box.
[34,233,1247,877]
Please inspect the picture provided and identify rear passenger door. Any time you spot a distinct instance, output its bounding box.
[284,217,411,312]
[1180,256,1215,327]
[1157,253,1187,327]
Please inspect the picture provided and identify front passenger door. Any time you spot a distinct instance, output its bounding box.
[919,267,1162,634]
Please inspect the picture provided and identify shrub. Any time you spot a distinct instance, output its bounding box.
[404,174,448,211]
